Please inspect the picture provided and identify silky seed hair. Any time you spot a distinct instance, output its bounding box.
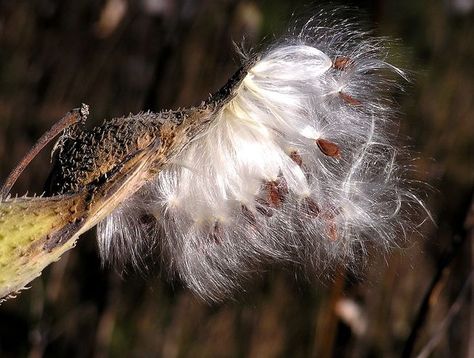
[94,13,427,301]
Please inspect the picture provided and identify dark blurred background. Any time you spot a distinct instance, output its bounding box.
[0,0,472,357]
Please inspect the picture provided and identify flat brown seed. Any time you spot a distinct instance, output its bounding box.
[241,204,257,225]
[333,56,352,70]
[276,176,289,196]
[289,150,303,167]
[264,177,289,208]
[304,197,320,217]
[316,139,341,158]
[255,198,274,217]
[320,209,339,241]
[327,221,338,241]
[267,181,283,208]
[210,221,221,244]
[339,91,362,106]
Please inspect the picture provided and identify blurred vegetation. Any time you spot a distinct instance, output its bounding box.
[0,0,472,357]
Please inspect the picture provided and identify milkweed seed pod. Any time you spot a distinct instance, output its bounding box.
[48,13,426,301]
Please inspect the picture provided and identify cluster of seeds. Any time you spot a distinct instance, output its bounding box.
[95,15,424,301]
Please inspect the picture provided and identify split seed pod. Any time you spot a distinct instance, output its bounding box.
[1,12,427,302]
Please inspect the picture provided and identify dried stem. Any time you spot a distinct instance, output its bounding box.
[402,193,473,357]
[0,104,89,199]
[416,271,473,358]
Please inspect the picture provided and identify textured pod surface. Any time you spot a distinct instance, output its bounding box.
[0,194,86,300]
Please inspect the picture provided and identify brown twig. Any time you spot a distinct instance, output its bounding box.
[402,194,473,357]
[0,104,89,199]
[416,270,473,358]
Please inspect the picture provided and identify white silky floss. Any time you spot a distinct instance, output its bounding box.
[97,16,426,301]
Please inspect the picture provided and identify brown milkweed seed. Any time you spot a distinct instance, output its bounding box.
[333,56,352,70]
[316,139,341,158]
[339,91,362,106]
